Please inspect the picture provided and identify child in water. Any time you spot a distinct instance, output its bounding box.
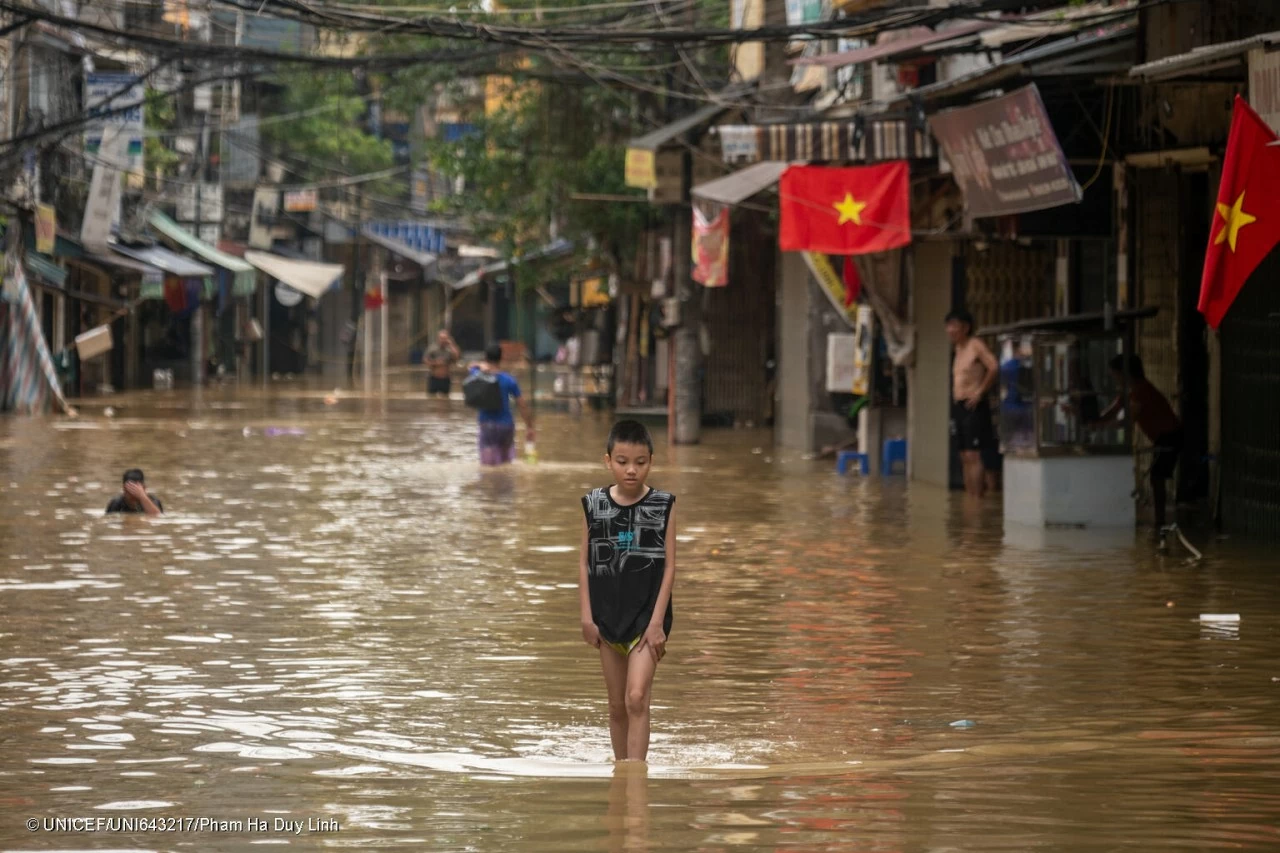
[579,420,677,762]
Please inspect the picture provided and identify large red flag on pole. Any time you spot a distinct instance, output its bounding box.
[779,163,911,255]
[1199,96,1280,328]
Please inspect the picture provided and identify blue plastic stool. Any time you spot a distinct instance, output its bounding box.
[836,450,869,476]
[882,439,907,475]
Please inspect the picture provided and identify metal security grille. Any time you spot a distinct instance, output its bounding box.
[962,240,1054,333]
[1219,250,1280,540]
[703,213,776,424]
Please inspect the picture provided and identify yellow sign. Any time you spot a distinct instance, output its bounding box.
[35,204,55,254]
[625,148,657,190]
[802,252,857,327]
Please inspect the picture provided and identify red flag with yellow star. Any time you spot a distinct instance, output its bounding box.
[778,162,911,255]
[1199,96,1280,328]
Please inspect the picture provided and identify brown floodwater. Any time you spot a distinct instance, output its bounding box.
[2,385,1279,852]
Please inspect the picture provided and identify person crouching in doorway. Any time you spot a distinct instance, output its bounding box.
[946,309,998,498]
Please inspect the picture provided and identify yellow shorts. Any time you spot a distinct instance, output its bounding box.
[603,635,643,657]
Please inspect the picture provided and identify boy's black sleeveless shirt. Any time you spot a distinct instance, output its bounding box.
[582,487,675,645]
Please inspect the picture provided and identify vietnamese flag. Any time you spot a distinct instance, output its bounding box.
[1199,96,1280,328]
[778,162,911,255]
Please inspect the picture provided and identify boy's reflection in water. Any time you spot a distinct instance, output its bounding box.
[606,761,650,853]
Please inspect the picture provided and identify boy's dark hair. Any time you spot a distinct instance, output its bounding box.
[122,468,145,484]
[607,420,654,454]
[1109,353,1146,381]
[945,308,975,331]
[484,343,503,364]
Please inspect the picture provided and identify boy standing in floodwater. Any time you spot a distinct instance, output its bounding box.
[579,420,676,762]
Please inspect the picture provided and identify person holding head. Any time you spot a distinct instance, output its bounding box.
[1093,353,1182,531]
[946,308,999,497]
[464,343,534,466]
[424,329,461,398]
[579,420,676,763]
[105,469,164,516]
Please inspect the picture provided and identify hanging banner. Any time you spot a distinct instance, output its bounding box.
[801,252,856,328]
[691,204,729,287]
[928,83,1081,218]
[80,131,127,253]
[851,304,873,395]
[34,205,56,254]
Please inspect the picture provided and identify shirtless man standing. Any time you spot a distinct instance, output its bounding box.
[946,309,998,497]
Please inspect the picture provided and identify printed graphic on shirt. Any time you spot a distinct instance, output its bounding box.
[585,487,671,577]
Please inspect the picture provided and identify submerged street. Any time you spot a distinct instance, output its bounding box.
[1,389,1279,851]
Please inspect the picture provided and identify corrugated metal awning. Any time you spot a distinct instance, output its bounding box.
[691,161,790,206]
[112,245,215,279]
[1128,30,1280,81]
[148,210,257,296]
[793,21,993,69]
[627,101,734,151]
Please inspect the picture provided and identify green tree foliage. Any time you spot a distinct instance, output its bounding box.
[260,71,397,198]
[143,88,181,191]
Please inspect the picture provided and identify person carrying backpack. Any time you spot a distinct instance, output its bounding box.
[464,343,535,466]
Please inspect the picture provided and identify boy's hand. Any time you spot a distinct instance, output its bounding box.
[641,623,666,663]
[581,621,601,648]
[124,482,146,501]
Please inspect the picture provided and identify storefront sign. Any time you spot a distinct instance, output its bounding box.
[34,204,55,254]
[624,148,657,189]
[283,189,317,212]
[692,204,729,287]
[1249,48,1280,133]
[84,72,145,175]
[928,83,1081,218]
[248,188,279,249]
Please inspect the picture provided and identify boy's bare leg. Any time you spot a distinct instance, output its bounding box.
[600,646,629,761]
[624,646,660,761]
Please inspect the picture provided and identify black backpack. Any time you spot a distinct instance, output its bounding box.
[463,371,505,412]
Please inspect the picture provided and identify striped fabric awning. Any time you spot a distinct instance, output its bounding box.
[717,118,935,165]
[1,262,71,415]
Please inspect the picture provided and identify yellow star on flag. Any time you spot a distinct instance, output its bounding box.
[833,192,867,226]
[1214,190,1257,252]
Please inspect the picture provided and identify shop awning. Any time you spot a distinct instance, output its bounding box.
[793,21,994,68]
[451,239,574,291]
[112,244,215,278]
[978,0,1134,49]
[712,117,935,165]
[82,251,163,286]
[1128,30,1280,81]
[691,161,791,206]
[627,101,734,152]
[243,251,344,299]
[886,20,1136,106]
[361,223,440,270]
[148,210,257,296]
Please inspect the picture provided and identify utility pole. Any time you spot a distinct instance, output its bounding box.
[670,0,701,444]
[193,85,207,387]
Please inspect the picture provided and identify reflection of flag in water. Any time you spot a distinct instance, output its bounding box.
[2,263,70,414]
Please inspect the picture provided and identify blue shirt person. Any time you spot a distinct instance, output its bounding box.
[466,343,536,465]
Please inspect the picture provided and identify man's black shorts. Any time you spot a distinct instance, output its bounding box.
[427,375,452,396]
[1151,429,1183,481]
[952,398,995,452]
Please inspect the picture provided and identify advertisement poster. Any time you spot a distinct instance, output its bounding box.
[84,72,145,174]
[34,205,55,254]
[691,204,729,287]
